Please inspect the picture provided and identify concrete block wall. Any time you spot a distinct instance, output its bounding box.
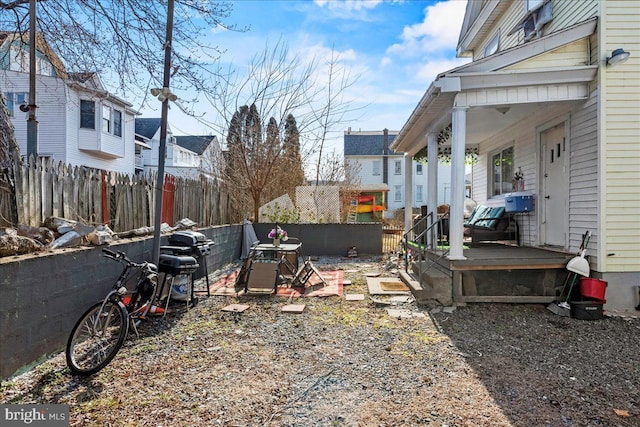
[252,223,382,257]
[0,224,242,379]
[1,222,380,379]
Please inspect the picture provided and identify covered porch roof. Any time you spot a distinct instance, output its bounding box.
[391,17,598,260]
[391,17,598,156]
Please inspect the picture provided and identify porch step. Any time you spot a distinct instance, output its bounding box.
[398,265,453,306]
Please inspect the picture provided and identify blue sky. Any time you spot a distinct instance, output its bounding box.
[158,0,469,155]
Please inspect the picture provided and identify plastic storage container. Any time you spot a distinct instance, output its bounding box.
[504,191,534,212]
[570,300,603,320]
[579,278,607,302]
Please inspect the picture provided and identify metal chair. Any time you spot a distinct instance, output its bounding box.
[244,260,280,294]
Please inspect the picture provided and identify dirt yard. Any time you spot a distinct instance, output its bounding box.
[1,256,639,426]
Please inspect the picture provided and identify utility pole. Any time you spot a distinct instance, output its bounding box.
[151,0,175,267]
[26,0,38,160]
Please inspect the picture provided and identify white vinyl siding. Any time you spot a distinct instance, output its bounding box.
[599,0,640,272]
[3,72,67,161]
[506,39,590,70]
[473,0,598,59]
[569,96,598,267]
[471,102,573,246]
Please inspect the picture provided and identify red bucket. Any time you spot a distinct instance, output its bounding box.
[579,278,607,302]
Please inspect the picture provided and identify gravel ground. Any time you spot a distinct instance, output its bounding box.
[1,255,639,427]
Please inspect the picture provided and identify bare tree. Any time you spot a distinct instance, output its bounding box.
[202,39,359,221]
[0,95,21,225]
[0,0,239,164]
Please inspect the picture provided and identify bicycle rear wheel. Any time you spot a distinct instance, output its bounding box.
[66,300,129,375]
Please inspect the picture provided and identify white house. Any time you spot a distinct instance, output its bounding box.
[135,117,217,179]
[391,0,639,312]
[0,32,140,174]
[344,129,458,216]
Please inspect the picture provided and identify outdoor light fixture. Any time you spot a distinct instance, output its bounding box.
[496,107,510,115]
[606,48,630,66]
[150,87,177,102]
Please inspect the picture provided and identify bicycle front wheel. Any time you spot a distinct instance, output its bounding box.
[66,300,129,375]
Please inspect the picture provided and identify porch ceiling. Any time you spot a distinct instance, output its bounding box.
[462,99,583,147]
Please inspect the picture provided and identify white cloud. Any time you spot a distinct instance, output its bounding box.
[387,0,467,57]
[380,57,392,67]
[314,0,384,12]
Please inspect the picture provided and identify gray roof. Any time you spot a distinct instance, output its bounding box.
[174,135,215,155]
[135,118,161,139]
[343,132,401,156]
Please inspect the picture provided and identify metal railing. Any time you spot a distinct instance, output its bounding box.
[402,212,450,280]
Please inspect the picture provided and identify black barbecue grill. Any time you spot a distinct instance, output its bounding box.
[156,253,199,314]
[161,230,215,297]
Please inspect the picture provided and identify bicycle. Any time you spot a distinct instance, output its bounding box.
[66,248,159,376]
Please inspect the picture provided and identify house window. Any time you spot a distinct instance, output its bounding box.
[394,185,402,202]
[416,185,423,203]
[80,100,95,129]
[416,163,423,175]
[9,46,54,76]
[491,145,514,196]
[113,109,122,137]
[9,46,28,72]
[484,33,500,57]
[372,160,381,176]
[394,160,401,175]
[4,92,28,117]
[512,0,553,42]
[102,105,112,134]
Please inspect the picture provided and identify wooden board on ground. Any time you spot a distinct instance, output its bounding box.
[221,304,250,313]
[345,294,365,301]
[282,304,305,313]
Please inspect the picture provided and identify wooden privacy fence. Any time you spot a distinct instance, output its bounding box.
[0,157,230,232]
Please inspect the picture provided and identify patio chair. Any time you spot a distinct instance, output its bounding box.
[289,259,328,291]
[234,254,254,293]
[463,205,519,245]
[244,259,280,294]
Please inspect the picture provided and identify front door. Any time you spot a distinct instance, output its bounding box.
[540,123,568,248]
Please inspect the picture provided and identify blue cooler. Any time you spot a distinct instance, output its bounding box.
[505,191,534,213]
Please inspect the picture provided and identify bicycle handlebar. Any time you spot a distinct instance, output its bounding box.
[102,248,154,270]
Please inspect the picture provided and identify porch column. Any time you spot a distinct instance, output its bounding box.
[448,106,467,260]
[426,132,438,247]
[403,153,413,232]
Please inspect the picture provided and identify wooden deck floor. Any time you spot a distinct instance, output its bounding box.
[422,243,577,304]
[448,244,574,270]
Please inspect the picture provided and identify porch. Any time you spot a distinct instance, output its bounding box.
[400,243,575,305]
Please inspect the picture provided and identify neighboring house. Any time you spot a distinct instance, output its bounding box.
[174,135,219,179]
[0,32,140,174]
[344,129,455,216]
[390,0,639,312]
[135,118,217,179]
